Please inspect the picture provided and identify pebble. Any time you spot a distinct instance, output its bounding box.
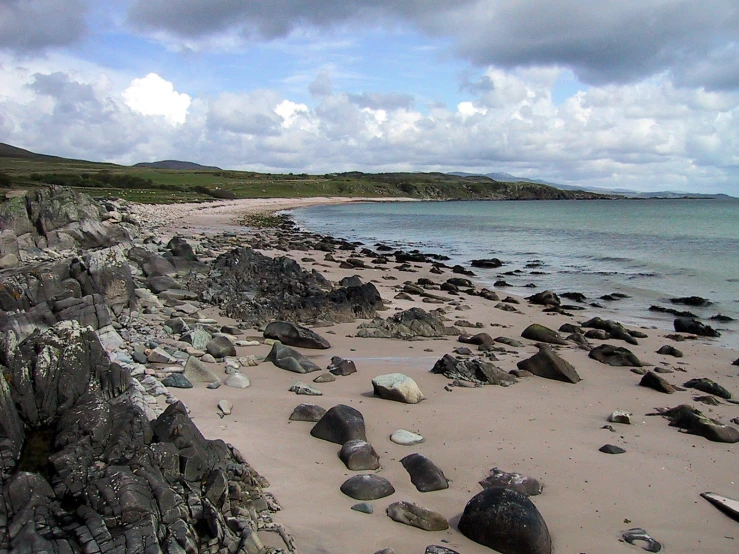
[218,400,233,415]
[224,373,251,389]
[289,382,322,396]
[608,410,632,424]
[351,502,374,514]
[390,429,425,446]
[236,340,261,347]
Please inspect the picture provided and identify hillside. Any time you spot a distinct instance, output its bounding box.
[0,142,616,203]
[134,160,222,171]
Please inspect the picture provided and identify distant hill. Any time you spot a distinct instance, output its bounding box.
[133,160,222,171]
[0,142,66,161]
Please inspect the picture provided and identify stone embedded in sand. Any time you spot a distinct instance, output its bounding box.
[458,332,495,346]
[527,290,560,307]
[386,501,449,531]
[372,373,425,404]
[390,429,425,446]
[430,354,517,386]
[313,372,336,383]
[289,403,326,422]
[356,307,449,340]
[206,335,236,358]
[340,474,395,500]
[161,373,192,389]
[328,356,357,376]
[599,444,626,454]
[639,371,676,394]
[425,546,460,554]
[289,382,322,396]
[657,345,683,358]
[608,410,632,424]
[351,502,374,514]
[459,488,551,554]
[400,453,449,492]
[265,343,322,374]
[663,405,739,443]
[589,344,643,367]
[224,373,251,389]
[581,317,639,345]
[516,344,581,384]
[217,400,233,415]
[521,324,567,345]
[263,321,330,349]
[339,439,380,471]
[479,468,543,496]
[684,378,732,399]
[622,528,663,553]
[310,404,367,445]
[674,317,720,338]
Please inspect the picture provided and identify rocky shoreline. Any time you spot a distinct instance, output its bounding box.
[1,186,738,553]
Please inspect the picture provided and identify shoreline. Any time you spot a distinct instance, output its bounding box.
[152,197,739,553]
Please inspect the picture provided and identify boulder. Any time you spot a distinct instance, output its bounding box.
[386,502,448,531]
[339,440,381,470]
[328,356,357,376]
[639,371,676,394]
[390,429,425,446]
[599,444,626,454]
[263,321,331,349]
[521,324,567,345]
[479,468,543,496]
[288,381,322,395]
[206,335,237,358]
[167,236,197,261]
[357,307,450,339]
[516,344,581,384]
[265,342,322,373]
[224,373,251,389]
[458,332,494,346]
[310,404,367,444]
[684,378,732,399]
[589,344,643,367]
[581,317,638,345]
[181,326,212,350]
[652,404,739,443]
[527,290,560,307]
[674,317,720,338]
[400,453,449,492]
[161,373,193,389]
[458,487,552,554]
[340,475,395,500]
[289,403,327,422]
[671,296,712,307]
[430,354,517,386]
[372,373,425,404]
[183,356,220,383]
[657,345,683,357]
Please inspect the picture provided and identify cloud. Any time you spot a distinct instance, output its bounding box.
[126,0,739,91]
[207,90,283,135]
[309,70,333,97]
[122,73,191,125]
[0,0,89,52]
[347,91,415,110]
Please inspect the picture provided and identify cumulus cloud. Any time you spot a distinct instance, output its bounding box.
[126,0,739,90]
[309,70,333,97]
[122,73,191,125]
[0,0,89,52]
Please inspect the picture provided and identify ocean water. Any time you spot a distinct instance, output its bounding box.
[290,199,739,350]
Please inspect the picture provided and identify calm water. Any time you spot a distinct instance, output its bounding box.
[291,199,739,349]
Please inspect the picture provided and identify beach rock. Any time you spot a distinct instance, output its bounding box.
[581,317,638,345]
[683,377,731,399]
[390,429,425,445]
[265,342,322,373]
[660,405,739,443]
[496,336,525,348]
[181,326,212,350]
[147,346,177,364]
[183,355,220,383]
[217,399,233,415]
[352,502,374,514]
[314,372,336,383]
[458,487,551,554]
[589,344,643,367]
[431,354,517,386]
[657,345,683,357]
[340,474,395,500]
[640,371,676,394]
[471,258,503,268]
[206,335,236,358]
[599,444,626,454]
[224,372,251,388]
[516,344,581,384]
[732,358,739,366]
[328,356,357,376]
[357,307,450,339]
[671,295,712,307]
[161,373,193,388]
[263,320,331,349]
[458,332,495,346]
[608,410,632,424]
[310,404,367,444]
[401,453,449,492]
[426,546,460,554]
[289,381,322,395]
[479,468,543,496]
[289,403,326,422]
[386,501,449,531]
[167,236,197,261]
[521,324,567,345]
[527,290,560,307]
[340,275,363,287]
[674,317,720,337]
[372,373,425,404]
[339,439,381,470]
[622,528,663,553]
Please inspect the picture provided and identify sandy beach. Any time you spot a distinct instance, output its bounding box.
[139,197,739,554]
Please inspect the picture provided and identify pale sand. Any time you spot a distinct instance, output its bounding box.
[157,199,738,553]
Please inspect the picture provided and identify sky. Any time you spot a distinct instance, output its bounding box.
[0,1,737,194]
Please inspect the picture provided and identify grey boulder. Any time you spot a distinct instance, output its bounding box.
[339,439,381,470]
[521,324,567,345]
[310,404,367,444]
[516,344,581,384]
[372,373,425,404]
[340,474,395,500]
[265,342,322,373]
[206,335,236,358]
[400,453,449,492]
[263,321,331,349]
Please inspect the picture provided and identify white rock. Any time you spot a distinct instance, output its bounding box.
[289,382,323,396]
[224,373,251,389]
[608,410,632,424]
[236,340,261,347]
[371,373,425,404]
[218,400,233,415]
[390,429,425,446]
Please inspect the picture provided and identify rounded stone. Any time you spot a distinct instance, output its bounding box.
[340,474,395,500]
[390,429,425,446]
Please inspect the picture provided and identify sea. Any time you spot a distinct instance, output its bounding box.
[290,198,739,350]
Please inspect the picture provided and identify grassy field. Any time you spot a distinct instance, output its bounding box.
[0,143,614,203]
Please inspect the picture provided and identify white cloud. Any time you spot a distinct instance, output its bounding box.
[122,73,191,125]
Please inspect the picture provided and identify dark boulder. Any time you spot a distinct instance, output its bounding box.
[527,290,560,307]
[339,275,363,287]
[639,371,676,394]
[289,403,326,422]
[265,342,322,373]
[161,373,193,389]
[674,317,720,338]
[599,444,626,454]
[328,356,357,376]
[400,453,449,492]
[517,344,581,384]
[521,324,567,345]
[589,344,643,367]
[479,468,543,496]
[458,332,494,346]
[470,258,503,268]
[684,378,732,399]
[147,274,181,294]
[581,317,638,345]
[340,474,395,500]
[431,354,517,386]
[657,345,683,358]
[310,404,367,444]
[458,487,552,554]
[263,320,331,349]
[206,335,236,358]
[357,307,450,339]
[167,236,197,261]
[657,405,739,443]
[671,296,712,307]
[339,440,380,471]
